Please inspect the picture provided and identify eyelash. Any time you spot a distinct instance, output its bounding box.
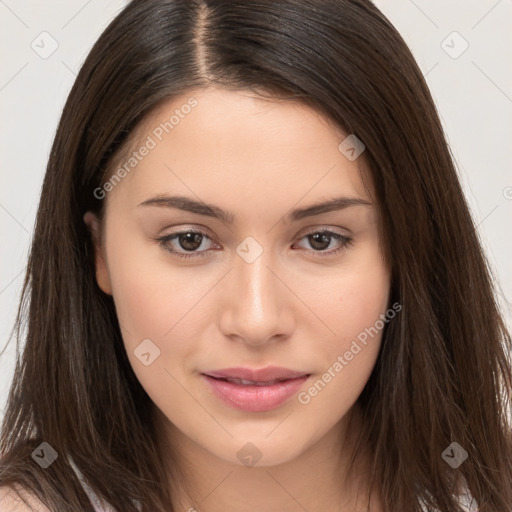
[153,228,353,260]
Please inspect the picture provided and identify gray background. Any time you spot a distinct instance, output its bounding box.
[1,0,511,423]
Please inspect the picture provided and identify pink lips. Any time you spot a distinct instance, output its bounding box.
[201,366,310,412]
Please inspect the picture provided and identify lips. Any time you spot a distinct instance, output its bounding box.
[201,366,311,412]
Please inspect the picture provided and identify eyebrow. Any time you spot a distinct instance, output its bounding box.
[138,194,371,224]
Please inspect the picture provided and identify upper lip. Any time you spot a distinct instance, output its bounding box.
[203,366,309,382]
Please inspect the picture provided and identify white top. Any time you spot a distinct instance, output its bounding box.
[420,485,479,512]
[68,455,478,512]
[68,456,140,512]
[68,457,113,511]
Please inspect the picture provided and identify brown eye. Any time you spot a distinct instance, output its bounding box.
[307,232,333,251]
[294,230,353,256]
[176,232,204,251]
[156,230,217,260]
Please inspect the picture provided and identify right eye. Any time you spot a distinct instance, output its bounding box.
[155,230,219,260]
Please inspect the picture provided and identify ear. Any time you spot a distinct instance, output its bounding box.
[83,211,113,295]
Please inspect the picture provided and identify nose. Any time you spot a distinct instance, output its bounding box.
[219,246,295,347]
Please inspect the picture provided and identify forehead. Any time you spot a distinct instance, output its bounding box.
[103,86,374,215]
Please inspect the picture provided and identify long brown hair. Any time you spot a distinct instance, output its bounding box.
[1,1,511,511]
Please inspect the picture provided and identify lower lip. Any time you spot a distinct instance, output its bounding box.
[202,374,310,412]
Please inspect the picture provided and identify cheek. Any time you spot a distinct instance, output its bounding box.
[322,243,391,349]
[290,295,391,457]
[337,266,390,336]
[101,231,181,373]
[104,226,197,338]
[105,243,204,415]
[305,247,390,401]
[109,264,173,343]
[103,229,219,391]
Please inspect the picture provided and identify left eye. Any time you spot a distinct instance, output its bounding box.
[155,229,353,260]
[294,230,353,256]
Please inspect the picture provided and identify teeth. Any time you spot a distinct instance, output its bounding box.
[225,378,281,386]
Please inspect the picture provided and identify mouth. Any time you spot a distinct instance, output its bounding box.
[201,366,311,412]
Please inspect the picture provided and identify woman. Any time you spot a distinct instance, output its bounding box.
[0,1,510,511]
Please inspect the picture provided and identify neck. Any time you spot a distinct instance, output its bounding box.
[153,403,381,512]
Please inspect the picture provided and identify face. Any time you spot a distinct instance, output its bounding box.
[84,87,391,468]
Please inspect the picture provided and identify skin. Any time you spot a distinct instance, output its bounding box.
[0,485,51,512]
[84,87,390,512]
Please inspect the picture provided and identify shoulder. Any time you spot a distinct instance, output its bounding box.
[0,485,51,512]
